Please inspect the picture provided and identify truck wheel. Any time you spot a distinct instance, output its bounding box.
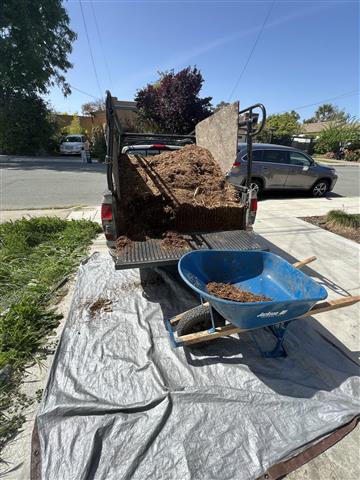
[250,179,263,196]
[176,305,225,348]
[311,180,329,197]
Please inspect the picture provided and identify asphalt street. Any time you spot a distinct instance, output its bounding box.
[0,156,359,209]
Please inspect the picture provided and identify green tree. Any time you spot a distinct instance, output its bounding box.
[135,67,213,134]
[0,93,56,154]
[0,0,76,96]
[258,111,301,145]
[91,126,106,162]
[304,104,350,123]
[214,101,230,112]
[0,1,76,154]
[67,114,84,134]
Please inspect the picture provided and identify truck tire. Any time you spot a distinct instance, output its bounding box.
[176,305,225,348]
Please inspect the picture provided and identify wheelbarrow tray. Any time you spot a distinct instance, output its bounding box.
[178,250,328,330]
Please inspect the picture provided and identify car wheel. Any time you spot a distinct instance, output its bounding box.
[311,180,329,197]
[250,179,263,196]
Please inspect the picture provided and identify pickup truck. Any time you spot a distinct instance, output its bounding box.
[101,92,266,270]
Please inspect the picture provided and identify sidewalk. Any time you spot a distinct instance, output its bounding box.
[0,206,101,224]
[257,195,359,219]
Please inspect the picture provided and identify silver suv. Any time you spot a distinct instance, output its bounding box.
[226,143,338,197]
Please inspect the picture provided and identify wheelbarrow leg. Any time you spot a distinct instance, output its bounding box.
[250,321,291,358]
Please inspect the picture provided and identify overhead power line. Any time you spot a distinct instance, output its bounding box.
[79,0,103,98]
[276,90,359,114]
[228,0,275,101]
[90,1,113,88]
[69,84,99,99]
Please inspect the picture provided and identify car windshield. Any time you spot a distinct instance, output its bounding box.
[64,136,82,143]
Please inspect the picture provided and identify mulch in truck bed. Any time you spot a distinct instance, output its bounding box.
[115,145,244,250]
[206,282,272,303]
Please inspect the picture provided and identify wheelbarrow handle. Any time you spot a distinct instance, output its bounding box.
[170,256,317,326]
[292,256,317,269]
[176,295,360,346]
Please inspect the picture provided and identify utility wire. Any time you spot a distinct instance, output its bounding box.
[69,84,99,99]
[228,0,275,101]
[90,1,113,89]
[79,0,103,98]
[276,90,359,114]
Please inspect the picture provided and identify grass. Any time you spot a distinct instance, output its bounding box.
[0,216,101,451]
[326,210,360,229]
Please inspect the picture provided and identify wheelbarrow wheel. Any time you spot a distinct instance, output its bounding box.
[176,305,225,348]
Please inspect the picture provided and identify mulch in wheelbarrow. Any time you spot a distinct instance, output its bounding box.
[207,282,272,302]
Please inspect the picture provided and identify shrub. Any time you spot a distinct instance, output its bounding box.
[315,121,360,155]
[326,210,360,229]
[344,149,360,162]
[91,125,106,162]
[324,152,337,159]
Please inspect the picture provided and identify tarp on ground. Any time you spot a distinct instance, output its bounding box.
[33,254,360,480]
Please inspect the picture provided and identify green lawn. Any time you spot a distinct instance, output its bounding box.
[0,217,101,450]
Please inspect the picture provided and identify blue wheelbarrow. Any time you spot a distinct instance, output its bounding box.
[167,250,359,357]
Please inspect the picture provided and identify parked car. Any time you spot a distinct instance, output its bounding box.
[60,134,87,155]
[226,143,338,197]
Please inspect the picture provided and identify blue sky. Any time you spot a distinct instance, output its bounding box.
[49,0,359,120]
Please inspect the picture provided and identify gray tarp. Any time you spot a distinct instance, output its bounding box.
[35,254,360,480]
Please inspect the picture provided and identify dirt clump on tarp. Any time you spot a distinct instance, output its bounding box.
[89,299,113,316]
[116,145,244,250]
[207,282,272,303]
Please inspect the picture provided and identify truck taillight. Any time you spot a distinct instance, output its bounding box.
[250,197,258,212]
[151,144,167,149]
[101,203,112,221]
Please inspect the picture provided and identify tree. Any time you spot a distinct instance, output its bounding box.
[257,111,301,145]
[0,0,76,97]
[0,1,76,154]
[91,126,106,162]
[215,101,230,112]
[304,104,350,123]
[0,93,56,154]
[81,99,105,116]
[135,67,213,134]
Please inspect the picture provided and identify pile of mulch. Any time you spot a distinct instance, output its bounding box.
[302,216,360,243]
[115,145,244,251]
[207,282,272,303]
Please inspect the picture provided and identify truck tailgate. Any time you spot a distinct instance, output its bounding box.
[112,230,264,270]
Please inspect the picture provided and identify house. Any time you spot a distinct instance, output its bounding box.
[56,100,138,136]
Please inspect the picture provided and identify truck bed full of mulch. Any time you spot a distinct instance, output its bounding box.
[301,216,360,243]
[207,282,272,303]
[115,145,244,250]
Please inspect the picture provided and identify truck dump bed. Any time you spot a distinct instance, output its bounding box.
[104,92,265,270]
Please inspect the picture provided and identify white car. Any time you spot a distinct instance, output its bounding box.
[60,134,86,155]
